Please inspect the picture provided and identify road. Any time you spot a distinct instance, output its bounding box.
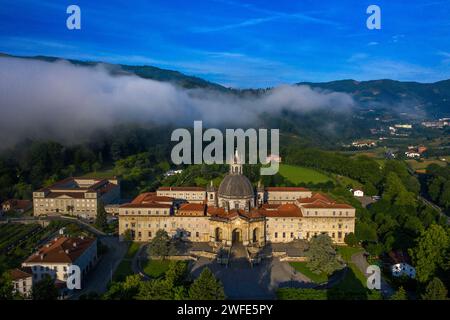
[351,251,395,298]
[70,235,128,299]
[3,215,107,235]
[419,195,450,225]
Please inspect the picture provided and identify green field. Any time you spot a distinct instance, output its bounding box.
[279,164,332,184]
[142,259,171,278]
[406,159,447,171]
[289,262,328,283]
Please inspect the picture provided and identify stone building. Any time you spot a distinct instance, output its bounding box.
[33,177,120,218]
[119,151,355,246]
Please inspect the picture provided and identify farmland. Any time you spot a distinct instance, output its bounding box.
[278,164,332,184]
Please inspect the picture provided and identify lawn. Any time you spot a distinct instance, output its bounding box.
[279,164,332,184]
[332,246,382,300]
[332,174,362,189]
[112,242,141,282]
[337,246,364,262]
[142,259,170,278]
[289,262,328,283]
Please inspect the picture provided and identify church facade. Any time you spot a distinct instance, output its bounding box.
[118,152,356,246]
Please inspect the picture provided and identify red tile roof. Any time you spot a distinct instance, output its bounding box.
[2,199,32,210]
[132,192,174,204]
[263,203,303,217]
[178,203,206,211]
[9,268,32,280]
[24,236,96,264]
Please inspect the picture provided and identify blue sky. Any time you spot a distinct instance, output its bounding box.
[0,0,449,88]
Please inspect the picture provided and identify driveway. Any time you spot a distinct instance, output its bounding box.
[351,251,395,298]
[70,236,128,298]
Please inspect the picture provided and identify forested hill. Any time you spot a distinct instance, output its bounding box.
[2,52,449,118]
[0,53,227,91]
[297,79,450,118]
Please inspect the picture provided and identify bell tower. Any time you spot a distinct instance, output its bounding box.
[230,149,243,175]
[206,180,217,207]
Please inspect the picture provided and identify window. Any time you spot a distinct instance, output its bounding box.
[148,231,152,237]
[282,232,286,238]
[274,232,278,238]
[196,232,199,237]
[290,232,294,238]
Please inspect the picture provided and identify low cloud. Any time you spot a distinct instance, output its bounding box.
[0,57,355,148]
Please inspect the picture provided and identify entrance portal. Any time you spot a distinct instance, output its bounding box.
[215,227,223,242]
[252,228,259,243]
[232,228,242,243]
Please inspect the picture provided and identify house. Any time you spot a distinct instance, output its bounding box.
[351,140,377,148]
[388,251,416,279]
[164,169,183,177]
[265,154,282,163]
[1,199,32,213]
[22,236,98,284]
[405,151,421,158]
[353,189,364,197]
[9,268,33,298]
[391,263,416,278]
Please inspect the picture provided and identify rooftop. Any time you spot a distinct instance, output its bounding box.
[24,236,96,264]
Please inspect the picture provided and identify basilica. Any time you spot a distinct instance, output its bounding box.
[118,152,355,246]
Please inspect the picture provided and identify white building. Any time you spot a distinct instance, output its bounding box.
[10,268,33,298]
[353,189,364,197]
[391,263,416,279]
[22,236,97,284]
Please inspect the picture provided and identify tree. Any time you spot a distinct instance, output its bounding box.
[122,229,133,241]
[0,272,14,300]
[103,275,141,300]
[390,286,407,300]
[95,201,108,231]
[355,221,377,242]
[306,234,344,276]
[31,275,59,300]
[344,233,358,247]
[137,279,174,300]
[188,268,225,300]
[428,177,444,202]
[421,277,448,300]
[165,261,188,287]
[364,182,378,197]
[409,224,449,283]
[148,229,175,259]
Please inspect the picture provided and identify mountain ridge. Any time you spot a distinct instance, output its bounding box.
[1,52,449,118]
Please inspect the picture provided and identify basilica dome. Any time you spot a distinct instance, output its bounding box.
[217,174,254,199]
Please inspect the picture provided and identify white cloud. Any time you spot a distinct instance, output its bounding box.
[0,57,355,148]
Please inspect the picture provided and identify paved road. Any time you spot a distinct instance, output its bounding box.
[132,243,149,279]
[3,215,106,235]
[351,251,394,298]
[70,236,128,299]
[419,196,450,225]
[191,251,314,299]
